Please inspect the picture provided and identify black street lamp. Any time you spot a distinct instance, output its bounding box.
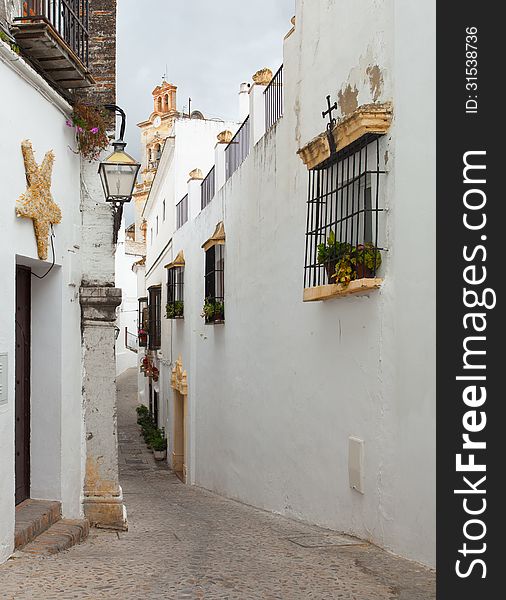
[98,104,141,242]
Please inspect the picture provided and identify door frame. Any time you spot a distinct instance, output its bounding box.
[15,265,31,505]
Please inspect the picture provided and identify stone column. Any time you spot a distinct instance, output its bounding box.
[80,286,126,529]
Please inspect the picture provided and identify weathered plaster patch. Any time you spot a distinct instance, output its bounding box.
[366,65,384,102]
[84,456,118,496]
[338,84,359,117]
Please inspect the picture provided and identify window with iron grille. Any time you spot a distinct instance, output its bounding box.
[166,267,184,319]
[304,134,386,290]
[138,297,148,347]
[203,245,224,324]
[148,286,162,350]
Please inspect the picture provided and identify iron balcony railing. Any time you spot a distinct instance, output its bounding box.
[176,194,188,229]
[17,0,89,66]
[264,65,283,131]
[225,116,250,180]
[201,166,215,210]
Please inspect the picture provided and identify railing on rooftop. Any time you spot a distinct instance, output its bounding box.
[176,194,188,229]
[225,116,250,181]
[201,166,215,210]
[264,65,283,131]
[16,0,90,67]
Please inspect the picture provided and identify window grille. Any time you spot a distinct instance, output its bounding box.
[166,267,184,319]
[304,134,386,289]
[148,286,162,350]
[176,194,188,229]
[204,245,225,324]
[138,297,148,347]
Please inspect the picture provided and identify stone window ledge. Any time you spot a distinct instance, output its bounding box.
[297,102,393,170]
[303,278,383,302]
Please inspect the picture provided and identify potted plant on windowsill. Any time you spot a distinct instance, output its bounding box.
[317,230,352,283]
[166,300,184,319]
[202,298,225,324]
[332,243,382,286]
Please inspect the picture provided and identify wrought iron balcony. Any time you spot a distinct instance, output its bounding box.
[12,0,93,89]
[201,166,215,210]
[225,116,250,180]
[264,65,283,131]
[176,194,188,229]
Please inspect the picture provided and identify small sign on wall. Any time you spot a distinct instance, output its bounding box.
[0,353,8,406]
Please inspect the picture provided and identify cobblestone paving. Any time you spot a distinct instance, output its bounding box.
[0,368,435,599]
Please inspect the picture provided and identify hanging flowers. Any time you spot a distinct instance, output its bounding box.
[66,102,110,161]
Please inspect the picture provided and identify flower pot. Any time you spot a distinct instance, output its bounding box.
[355,263,374,279]
[153,450,167,461]
[324,260,338,284]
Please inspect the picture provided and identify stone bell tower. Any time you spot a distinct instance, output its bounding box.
[131,79,178,245]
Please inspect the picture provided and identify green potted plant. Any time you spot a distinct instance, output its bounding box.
[317,230,351,283]
[136,404,149,425]
[353,243,382,278]
[151,432,168,461]
[166,300,184,319]
[332,243,382,286]
[202,298,225,323]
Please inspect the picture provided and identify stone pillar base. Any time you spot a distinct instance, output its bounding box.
[83,487,128,531]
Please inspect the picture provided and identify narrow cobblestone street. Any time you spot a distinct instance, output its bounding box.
[0,369,435,599]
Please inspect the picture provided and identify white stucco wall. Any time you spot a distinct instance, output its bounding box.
[115,220,141,375]
[133,0,436,567]
[0,43,84,563]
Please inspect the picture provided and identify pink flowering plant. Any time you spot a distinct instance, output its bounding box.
[66,102,110,161]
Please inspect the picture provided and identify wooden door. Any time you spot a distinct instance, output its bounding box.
[15,266,31,505]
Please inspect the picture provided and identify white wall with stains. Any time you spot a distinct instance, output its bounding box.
[139,0,436,566]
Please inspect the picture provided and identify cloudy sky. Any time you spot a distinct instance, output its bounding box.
[117,0,295,160]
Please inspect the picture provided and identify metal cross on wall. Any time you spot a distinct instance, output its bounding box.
[322,95,338,155]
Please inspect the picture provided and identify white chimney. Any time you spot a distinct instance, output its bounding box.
[238,82,250,121]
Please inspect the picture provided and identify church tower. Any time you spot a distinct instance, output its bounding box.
[132,79,178,244]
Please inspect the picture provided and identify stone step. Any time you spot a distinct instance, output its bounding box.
[15,499,61,550]
[20,519,89,556]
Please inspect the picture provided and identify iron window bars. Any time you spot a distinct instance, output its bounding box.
[225,116,250,180]
[264,65,283,131]
[176,194,188,229]
[138,297,148,347]
[148,286,162,350]
[201,166,216,210]
[204,245,225,324]
[304,134,386,289]
[166,267,184,319]
[18,0,90,67]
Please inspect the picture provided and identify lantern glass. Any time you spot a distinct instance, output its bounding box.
[98,143,141,203]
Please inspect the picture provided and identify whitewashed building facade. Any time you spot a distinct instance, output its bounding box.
[0,0,126,563]
[135,0,436,567]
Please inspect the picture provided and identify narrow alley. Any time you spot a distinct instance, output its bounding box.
[0,368,435,599]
